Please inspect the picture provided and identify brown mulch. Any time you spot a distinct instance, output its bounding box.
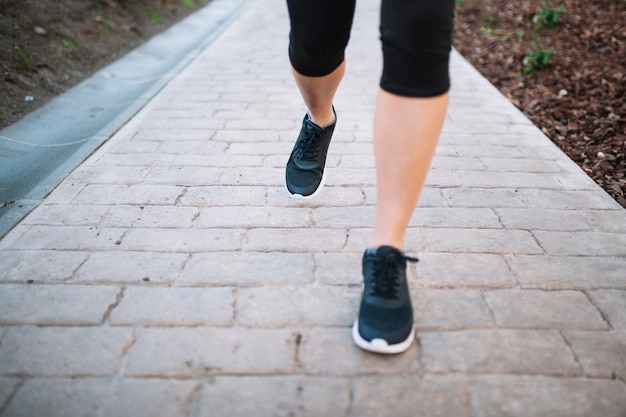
[453,0,626,208]
[1,0,625,207]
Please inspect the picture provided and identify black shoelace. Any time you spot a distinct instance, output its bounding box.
[296,127,321,162]
[369,253,418,300]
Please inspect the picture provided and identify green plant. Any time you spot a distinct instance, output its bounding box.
[144,4,162,23]
[479,14,500,35]
[95,15,116,32]
[522,42,555,76]
[13,44,33,71]
[533,1,565,29]
[180,0,194,6]
[60,35,79,50]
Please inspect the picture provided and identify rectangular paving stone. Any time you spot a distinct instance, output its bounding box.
[520,189,623,210]
[102,140,160,154]
[6,226,125,251]
[212,129,280,142]
[171,154,265,168]
[468,375,626,417]
[143,166,222,186]
[431,156,484,171]
[343,228,426,253]
[495,208,594,231]
[421,228,543,254]
[73,184,184,205]
[20,205,108,227]
[91,152,175,167]
[325,168,376,187]
[0,326,133,376]
[588,290,626,329]
[196,206,311,228]
[245,228,347,252]
[414,253,516,289]
[311,207,376,228]
[158,141,228,155]
[120,228,243,252]
[419,330,580,375]
[562,331,626,379]
[584,209,626,233]
[101,205,198,228]
[350,376,471,417]
[412,290,494,330]
[132,128,221,142]
[125,328,296,376]
[237,285,359,327]
[298,327,419,375]
[0,284,119,325]
[314,252,365,285]
[266,186,366,207]
[65,166,149,184]
[0,377,20,410]
[227,142,288,156]
[533,231,626,256]
[219,167,284,187]
[178,185,267,206]
[507,255,626,289]
[73,251,186,284]
[111,287,234,326]
[442,188,529,208]
[479,157,562,173]
[39,182,85,205]
[484,290,608,330]
[455,171,564,189]
[410,208,502,228]
[198,376,349,417]
[3,377,199,417]
[180,252,315,286]
[444,188,620,210]
[453,144,525,159]
[0,250,88,283]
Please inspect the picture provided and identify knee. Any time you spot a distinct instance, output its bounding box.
[380,0,455,97]
[289,33,347,77]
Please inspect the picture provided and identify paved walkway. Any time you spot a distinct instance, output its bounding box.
[1,0,625,415]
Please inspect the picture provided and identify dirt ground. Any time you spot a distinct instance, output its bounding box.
[1,0,625,207]
[0,0,207,128]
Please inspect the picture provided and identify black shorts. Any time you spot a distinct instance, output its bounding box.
[286,0,455,97]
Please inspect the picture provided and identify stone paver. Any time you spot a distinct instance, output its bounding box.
[2,378,199,417]
[0,285,119,325]
[0,0,624,414]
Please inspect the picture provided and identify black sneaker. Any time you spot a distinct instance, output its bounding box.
[352,246,418,354]
[285,108,336,198]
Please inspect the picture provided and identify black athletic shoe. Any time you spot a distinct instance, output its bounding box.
[352,246,419,354]
[285,108,336,199]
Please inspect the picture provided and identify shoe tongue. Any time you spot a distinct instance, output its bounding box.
[366,246,401,257]
[365,247,379,256]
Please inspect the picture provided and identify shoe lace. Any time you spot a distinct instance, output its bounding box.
[369,253,418,300]
[296,127,321,162]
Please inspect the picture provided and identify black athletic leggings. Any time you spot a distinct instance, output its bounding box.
[286,0,455,97]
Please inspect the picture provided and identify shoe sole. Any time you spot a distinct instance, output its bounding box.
[351,319,416,354]
[286,169,327,200]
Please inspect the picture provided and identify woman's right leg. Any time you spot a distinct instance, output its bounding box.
[285,0,356,198]
[286,0,356,125]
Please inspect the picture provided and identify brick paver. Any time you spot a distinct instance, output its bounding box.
[0,0,625,414]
